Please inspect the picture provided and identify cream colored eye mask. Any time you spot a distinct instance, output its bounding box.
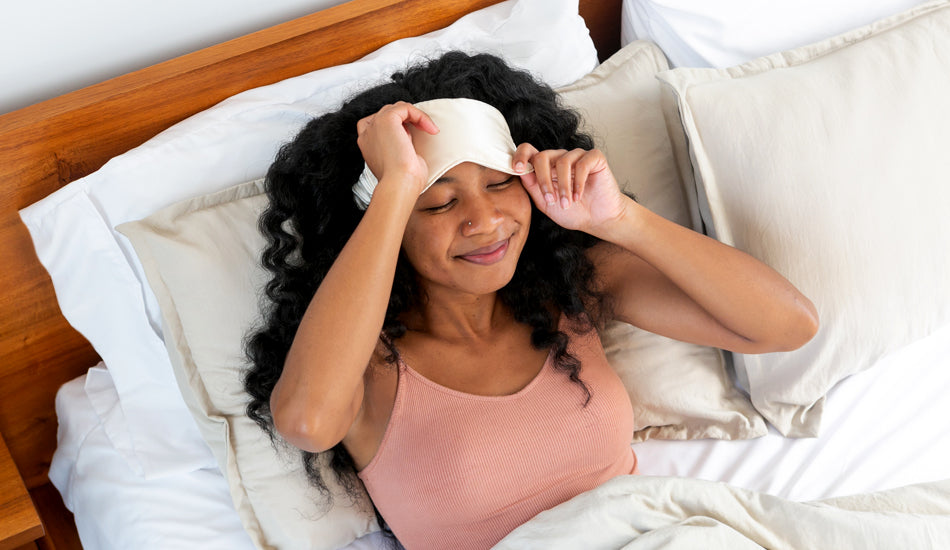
[352,97,533,210]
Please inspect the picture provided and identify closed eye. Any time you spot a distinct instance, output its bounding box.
[424,198,456,213]
[488,176,516,189]
[424,176,515,213]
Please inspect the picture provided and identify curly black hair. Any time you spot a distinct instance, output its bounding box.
[243,51,607,535]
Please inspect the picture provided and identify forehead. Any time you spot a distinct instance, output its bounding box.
[432,162,508,185]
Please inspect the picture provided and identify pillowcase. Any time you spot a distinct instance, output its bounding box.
[621,0,929,68]
[557,40,766,441]
[118,181,352,549]
[115,39,766,549]
[19,0,599,480]
[657,0,950,436]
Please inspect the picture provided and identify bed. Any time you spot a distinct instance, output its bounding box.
[1,0,949,548]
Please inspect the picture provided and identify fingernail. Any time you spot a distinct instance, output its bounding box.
[560,197,570,209]
[545,193,556,204]
[515,162,525,172]
[573,192,580,202]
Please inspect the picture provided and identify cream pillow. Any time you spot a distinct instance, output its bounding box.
[119,181,372,549]
[117,40,770,550]
[558,41,766,441]
[658,0,950,436]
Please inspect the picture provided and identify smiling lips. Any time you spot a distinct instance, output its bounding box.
[457,238,510,265]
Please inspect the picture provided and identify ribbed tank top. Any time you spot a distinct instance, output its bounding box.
[357,317,638,549]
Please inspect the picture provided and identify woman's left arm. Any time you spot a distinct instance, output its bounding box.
[516,145,819,354]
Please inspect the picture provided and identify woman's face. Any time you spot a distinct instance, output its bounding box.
[402,162,532,299]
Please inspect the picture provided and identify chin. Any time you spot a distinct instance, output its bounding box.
[445,257,519,297]
[465,268,518,296]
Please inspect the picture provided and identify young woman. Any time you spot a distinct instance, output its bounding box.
[244,51,818,549]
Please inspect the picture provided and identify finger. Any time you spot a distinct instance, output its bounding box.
[356,114,375,135]
[519,172,548,210]
[385,102,439,135]
[404,106,440,135]
[555,149,585,209]
[531,149,565,207]
[512,143,539,174]
[574,149,611,201]
[570,149,602,202]
[368,102,437,138]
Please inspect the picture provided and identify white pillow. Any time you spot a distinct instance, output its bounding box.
[19,0,599,480]
[621,0,929,68]
[657,0,950,436]
[49,371,257,550]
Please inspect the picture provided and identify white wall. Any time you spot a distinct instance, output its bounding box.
[0,0,346,115]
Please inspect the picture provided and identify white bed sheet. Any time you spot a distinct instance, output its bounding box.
[637,323,950,501]
[51,324,950,549]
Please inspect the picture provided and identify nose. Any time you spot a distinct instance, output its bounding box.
[461,192,504,236]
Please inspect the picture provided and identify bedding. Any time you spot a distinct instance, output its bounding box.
[620,0,930,67]
[51,323,950,548]
[23,0,950,547]
[636,323,950,502]
[658,0,950,436]
[51,368,256,550]
[496,476,950,549]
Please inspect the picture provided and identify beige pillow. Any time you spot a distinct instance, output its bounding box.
[658,0,950,436]
[120,180,378,549]
[558,40,766,441]
[117,40,768,549]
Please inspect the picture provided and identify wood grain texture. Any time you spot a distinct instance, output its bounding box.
[580,0,623,61]
[0,0,620,542]
[29,484,81,550]
[0,433,44,549]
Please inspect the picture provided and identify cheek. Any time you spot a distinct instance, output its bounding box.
[507,184,533,224]
[402,219,450,269]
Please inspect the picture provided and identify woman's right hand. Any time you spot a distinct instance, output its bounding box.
[356,102,439,201]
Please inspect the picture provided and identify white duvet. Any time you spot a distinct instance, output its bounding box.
[495,476,950,549]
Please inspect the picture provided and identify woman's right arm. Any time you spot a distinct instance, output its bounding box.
[269,103,436,453]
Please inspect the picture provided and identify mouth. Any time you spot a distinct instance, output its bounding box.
[457,238,510,265]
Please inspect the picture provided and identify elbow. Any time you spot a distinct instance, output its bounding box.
[789,297,820,350]
[271,400,348,454]
[769,298,820,353]
[737,298,819,355]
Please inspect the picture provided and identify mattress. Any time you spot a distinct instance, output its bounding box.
[50,323,950,549]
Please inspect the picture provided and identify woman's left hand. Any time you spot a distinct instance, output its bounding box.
[513,144,628,237]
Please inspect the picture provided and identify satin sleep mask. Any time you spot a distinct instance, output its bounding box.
[352,97,532,210]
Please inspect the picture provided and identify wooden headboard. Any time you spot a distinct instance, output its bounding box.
[0,0,620,544]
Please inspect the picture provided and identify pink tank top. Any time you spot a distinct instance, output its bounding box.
[358,317,638,549]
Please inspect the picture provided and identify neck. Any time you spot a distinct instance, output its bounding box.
[407,291,511,343]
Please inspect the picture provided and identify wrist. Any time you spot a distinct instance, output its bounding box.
[367,173,424,213]
[589,196,645,245]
